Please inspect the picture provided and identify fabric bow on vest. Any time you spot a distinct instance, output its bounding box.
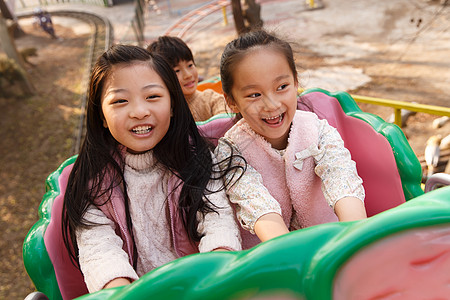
[293,144,322,171]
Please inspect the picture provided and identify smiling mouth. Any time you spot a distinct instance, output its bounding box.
[263,113,284,125]
[132,125,152,134]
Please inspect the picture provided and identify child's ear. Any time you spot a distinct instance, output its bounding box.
[102,118,108,128]
[224,93,240,113]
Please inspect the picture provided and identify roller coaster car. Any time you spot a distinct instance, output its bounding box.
[23,88,450,300]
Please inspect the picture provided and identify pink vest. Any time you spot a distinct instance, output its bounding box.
[97,174,198,265]
[225,110,338,249]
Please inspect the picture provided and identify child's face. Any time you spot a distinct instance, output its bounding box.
[227,48,298,150]
[101,62,172,154]
[173,60,198,98]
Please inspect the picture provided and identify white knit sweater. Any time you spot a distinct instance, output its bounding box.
[76,150,241,292]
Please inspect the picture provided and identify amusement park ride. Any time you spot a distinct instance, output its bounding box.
[23,81,450,300]
[13,0,449,298]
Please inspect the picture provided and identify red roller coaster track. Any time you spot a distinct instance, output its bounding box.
[163,0,230,38]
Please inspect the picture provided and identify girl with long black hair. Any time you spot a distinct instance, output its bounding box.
[62,44,242,293]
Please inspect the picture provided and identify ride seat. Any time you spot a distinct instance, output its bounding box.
[23,157,87,300]
[23,88,424,299]
[197,88,424,216]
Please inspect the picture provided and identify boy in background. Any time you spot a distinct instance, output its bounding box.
[148,36,229,122]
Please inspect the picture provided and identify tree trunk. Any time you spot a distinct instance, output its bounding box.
[0,0,13,19]
[0,0,25,37]
[242,0,263,30]
[231,0,263,35]
[231,0,248,35]
[0,13,34,94]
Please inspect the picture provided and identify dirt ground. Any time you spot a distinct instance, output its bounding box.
[1,1,449,298]
[0,22,89,299]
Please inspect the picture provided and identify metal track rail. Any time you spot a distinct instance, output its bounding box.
[49,11,112,155]
[163,0,229,38]
[45,11,114,154]
[18,10,113,153]
[51,10,112,60]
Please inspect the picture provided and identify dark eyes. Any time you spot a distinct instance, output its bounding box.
[146,95,160,100]
[111,95,160,104]
[277,84,289,91]
[248,92,261,98]
[173,61,194,73]
[246,84,289,98]
[112,99,128,104]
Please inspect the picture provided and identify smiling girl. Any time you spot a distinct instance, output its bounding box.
[62,44,242,293]
[215,30,367,249]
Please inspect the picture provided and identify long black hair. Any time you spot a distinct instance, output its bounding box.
[62,44,241,267]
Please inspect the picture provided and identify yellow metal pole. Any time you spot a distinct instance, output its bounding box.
[394,108,402,128]
[352,94,450,117]
[222,6,228,26]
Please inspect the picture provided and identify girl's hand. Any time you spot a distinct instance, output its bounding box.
[104,277,132,289]
[254,212,290,243]
[334,196,367,222]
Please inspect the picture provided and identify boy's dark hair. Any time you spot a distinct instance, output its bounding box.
[147,36,195,68]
